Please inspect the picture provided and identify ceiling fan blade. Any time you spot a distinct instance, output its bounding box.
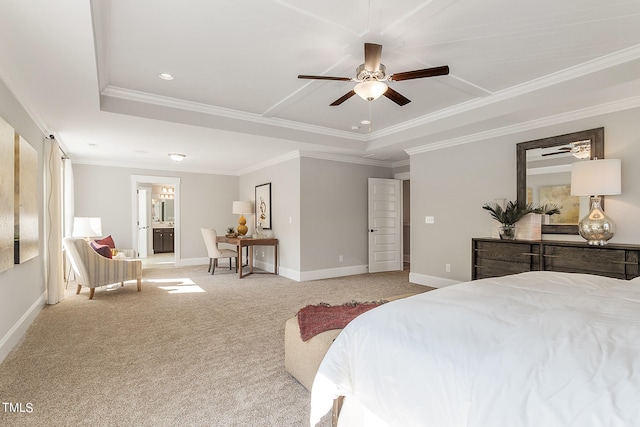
[383,87,411,106]
[298,75,352,81]
[330,90,356,106]
[364,43,383,71]
[389,65,450,81]
[541,147,572,156]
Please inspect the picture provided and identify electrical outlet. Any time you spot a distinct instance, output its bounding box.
[445,264,451,272]
[261,251,265,258]
[339,255,343,262]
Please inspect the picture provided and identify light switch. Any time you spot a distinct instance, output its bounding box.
[425,216,435,224]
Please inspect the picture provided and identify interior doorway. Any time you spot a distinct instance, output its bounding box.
[131,175,181,267]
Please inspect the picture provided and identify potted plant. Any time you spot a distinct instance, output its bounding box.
[225,227,237,238]
[534,203,561,224]
[482,200,538,240]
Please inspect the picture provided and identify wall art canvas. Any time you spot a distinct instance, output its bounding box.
[15,134,39,264]
[539,185,579,225]
[255,182,272,230]
[0,116,15,273]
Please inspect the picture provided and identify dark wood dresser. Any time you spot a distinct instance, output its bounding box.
[472,238,640,280]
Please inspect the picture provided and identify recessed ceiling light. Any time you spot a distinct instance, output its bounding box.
[360,120,371,125]
[168,153,186,162]
[158,73,174,81]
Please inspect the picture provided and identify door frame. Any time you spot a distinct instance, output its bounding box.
[394,171,410,265]
[131,175,181,265]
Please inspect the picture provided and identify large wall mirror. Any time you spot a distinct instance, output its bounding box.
[516,128,604,235]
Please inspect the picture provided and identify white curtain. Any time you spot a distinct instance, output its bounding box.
[63,158,74,237]
[44,137,64,304]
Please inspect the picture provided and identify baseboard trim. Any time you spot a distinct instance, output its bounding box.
[152,258,369,283]
[409,272,461,288]
[0,291,46,364]
[299,265,368,282]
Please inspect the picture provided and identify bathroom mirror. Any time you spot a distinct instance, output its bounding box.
[516,128,604,235]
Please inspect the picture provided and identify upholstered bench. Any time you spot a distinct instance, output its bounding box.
[284,293,419,391]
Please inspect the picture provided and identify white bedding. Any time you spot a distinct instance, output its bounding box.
[310,271,640,427]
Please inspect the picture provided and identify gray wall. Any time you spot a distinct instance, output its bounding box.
[0,77,46,362]
[410,106,640,285]
[239,157,301,278]
[73,164,239,262]
[300,157,392,276]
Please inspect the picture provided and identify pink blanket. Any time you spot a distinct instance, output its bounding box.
[296,302,384,341]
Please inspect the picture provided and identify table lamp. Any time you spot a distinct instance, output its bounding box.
[72,217,102,241]
[232,201,252,236]
[570,158,621,245]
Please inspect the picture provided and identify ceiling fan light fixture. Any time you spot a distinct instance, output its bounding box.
[354,80,388,101]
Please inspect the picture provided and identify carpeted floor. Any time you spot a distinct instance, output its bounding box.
[0,264,431,426]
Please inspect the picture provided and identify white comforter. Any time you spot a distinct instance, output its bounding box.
[310,271,640,427]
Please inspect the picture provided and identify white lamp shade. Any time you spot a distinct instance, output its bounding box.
[571,159,621,196]
[72,217,103,238]
[232,201,252,215]
[354,80,388,101]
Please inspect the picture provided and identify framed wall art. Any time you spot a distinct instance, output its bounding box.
[14,134,39,264]
[255,182,271,230]
[0,116,14,273]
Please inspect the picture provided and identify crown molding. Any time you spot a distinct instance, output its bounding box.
[373,44,640,140]
[101,85,367,142]
[236,151,301,175]
[71,158,239,176]
[406,96,640,156]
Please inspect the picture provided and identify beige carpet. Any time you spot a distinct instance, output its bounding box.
[0,264,431,426]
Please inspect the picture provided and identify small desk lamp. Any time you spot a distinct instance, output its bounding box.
[72,217,102,241]
[232,201,252,236]
[570,159,621,245]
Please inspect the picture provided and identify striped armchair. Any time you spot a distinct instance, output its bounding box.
[63,237,142,299]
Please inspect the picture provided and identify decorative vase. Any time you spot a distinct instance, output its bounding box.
[578,196,616,246]
[499,224,516,240]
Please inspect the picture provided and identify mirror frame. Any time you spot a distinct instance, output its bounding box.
[516,127,604,235]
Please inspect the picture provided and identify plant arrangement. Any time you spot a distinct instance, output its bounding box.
[482,200,538,226]
[225,226,237,237]
[534,203,561,216]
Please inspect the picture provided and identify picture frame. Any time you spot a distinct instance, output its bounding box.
[255,182,271,230]
[0,116,14,273]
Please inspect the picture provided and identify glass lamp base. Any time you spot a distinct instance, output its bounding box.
[578,196,615,246]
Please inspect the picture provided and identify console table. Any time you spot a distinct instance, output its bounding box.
[472,238,640,281]
[217,236,278,279]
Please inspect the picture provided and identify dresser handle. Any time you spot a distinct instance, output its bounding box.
[612,261,638,265]
[543,254,559,258]
[522,253,540,256]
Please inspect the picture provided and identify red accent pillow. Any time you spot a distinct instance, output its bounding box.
[89,241,112,258]
[95,235,115,248]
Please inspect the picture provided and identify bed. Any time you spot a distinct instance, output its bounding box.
[310,271,640,426]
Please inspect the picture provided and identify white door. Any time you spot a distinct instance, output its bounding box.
[137,188,149,258]
[368,178,402,273]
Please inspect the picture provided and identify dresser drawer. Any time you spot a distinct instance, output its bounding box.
[473,240,540,279]
[543,245,633,279]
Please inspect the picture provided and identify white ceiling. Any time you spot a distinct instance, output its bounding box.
[1,0,640,175]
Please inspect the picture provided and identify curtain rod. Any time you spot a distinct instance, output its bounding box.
[46,134,69,160]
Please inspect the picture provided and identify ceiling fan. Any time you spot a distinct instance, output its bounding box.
[541,140,591,159]
[298,43,449,106]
